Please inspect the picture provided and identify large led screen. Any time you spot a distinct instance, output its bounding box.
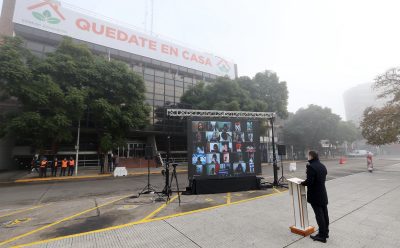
[188,119,261,179]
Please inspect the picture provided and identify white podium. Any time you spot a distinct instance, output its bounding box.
[287,177,315,236]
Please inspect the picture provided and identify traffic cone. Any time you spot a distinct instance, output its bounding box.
[339,157,345,165]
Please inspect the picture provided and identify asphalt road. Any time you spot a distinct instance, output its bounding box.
[0,157,396,207]
[0,157,398,247]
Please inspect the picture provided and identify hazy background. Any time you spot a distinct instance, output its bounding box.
[2,0,400,119]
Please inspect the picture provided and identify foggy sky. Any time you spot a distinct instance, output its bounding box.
[2,0,400,119]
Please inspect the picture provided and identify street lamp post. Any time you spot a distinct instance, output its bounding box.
[75,119,80,176]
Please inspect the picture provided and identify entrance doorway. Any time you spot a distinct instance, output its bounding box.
[122,142,146,158]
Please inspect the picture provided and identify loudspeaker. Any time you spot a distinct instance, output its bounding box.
[278,145,286,156]
[145,146,153,160]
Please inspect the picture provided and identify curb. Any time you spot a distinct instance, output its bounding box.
[11,169,188,184]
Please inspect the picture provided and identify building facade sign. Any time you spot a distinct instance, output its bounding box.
[13,0,236,78]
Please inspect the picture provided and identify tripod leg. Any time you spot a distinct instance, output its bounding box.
[174,170,181,205]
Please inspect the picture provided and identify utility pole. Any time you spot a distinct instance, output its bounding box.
[75,120,80,175]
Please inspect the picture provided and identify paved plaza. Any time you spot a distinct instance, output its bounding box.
[0,158,399,247]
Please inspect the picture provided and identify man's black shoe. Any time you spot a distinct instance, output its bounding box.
[311,235,327,243]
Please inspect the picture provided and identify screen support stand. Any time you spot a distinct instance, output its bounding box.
[271,116,279,186]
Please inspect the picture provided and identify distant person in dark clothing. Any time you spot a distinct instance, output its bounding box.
[100,155,105,174]
[51,157,58,177]
[108,153,113,172]
[301,151,329,243]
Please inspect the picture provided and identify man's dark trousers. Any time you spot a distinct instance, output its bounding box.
[311,204,329,238]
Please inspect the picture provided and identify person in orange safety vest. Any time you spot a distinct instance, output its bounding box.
[68,157,75,176]
[60,157,68,177]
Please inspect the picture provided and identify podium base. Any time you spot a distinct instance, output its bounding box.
[290,226,315,237]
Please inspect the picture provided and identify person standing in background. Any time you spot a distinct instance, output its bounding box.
[51,157,58,177]
[100,154,105,174]
[107,152,113,172]
[367,152,373,172]
[68,157,75,176]
[39,157,48,178]
[301,151,329,243]
[60,157,68,176]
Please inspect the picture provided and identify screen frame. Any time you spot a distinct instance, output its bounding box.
[187,117,262,180]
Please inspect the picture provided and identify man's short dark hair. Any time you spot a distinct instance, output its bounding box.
[309,150,319,160]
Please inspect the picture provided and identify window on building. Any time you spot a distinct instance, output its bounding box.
[155,70,164,77]
[133,65,143,74]
[175,81,184,87]
[184,77,193,83]
[145,99,154,106]
[144,68,155,75]
[43,45,56,53]
[165,85,174,96]
[155,76,164,84]
[142,57,152,63]
[145,93,154,100]
[154,100,164,106]
[145,81,154,91]
[154,94,164,101]
[144,74,154,82]
[175,87,184,96]
[26,41,43,52]
[165,96,174,103]
[155,83,164,94]
[161,61,170,69]
[165,78,174,86]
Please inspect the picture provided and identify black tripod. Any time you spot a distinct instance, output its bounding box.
[166,163,181,205]
[158,136,182,205]
[138,157,159,197]
[278,155,288,188]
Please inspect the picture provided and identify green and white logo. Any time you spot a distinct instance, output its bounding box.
[32,10,61,24]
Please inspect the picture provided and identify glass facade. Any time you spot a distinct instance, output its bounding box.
[15,24,220,131]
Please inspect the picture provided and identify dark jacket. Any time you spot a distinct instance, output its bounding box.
[301,159,328,206]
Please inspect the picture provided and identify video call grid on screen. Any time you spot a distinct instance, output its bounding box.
[188,119,261,179]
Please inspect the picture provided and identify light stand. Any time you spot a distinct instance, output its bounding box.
[138,155,158,196]
[162,135,171,196]
[270,116,279,186]
[278,154,288,187]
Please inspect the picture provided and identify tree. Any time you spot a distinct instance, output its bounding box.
[0,36,149,152]
[360,68,400,145]
[180,70,289,118]
[282,105,358,152]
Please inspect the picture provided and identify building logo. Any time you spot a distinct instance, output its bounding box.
[216,57,231,73]
[28,0,66,24]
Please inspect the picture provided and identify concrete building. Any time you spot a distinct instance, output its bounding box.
[0,0,238,169]
[343,83,385,126]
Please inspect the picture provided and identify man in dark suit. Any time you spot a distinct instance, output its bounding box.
[301,151,329,243]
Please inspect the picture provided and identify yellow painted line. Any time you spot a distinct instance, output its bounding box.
[273,188,281,194]
[227,192,231,204]
[5,218,32,227]
[15,190,288,248]
[1,194,129,247]
[141,194,179,221]
[0,205,45,219]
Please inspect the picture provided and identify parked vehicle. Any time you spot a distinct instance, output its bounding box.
[347,150,373,157]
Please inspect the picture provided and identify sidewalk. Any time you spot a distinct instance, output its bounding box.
[0,166,187,184]
[19,163,400,247]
